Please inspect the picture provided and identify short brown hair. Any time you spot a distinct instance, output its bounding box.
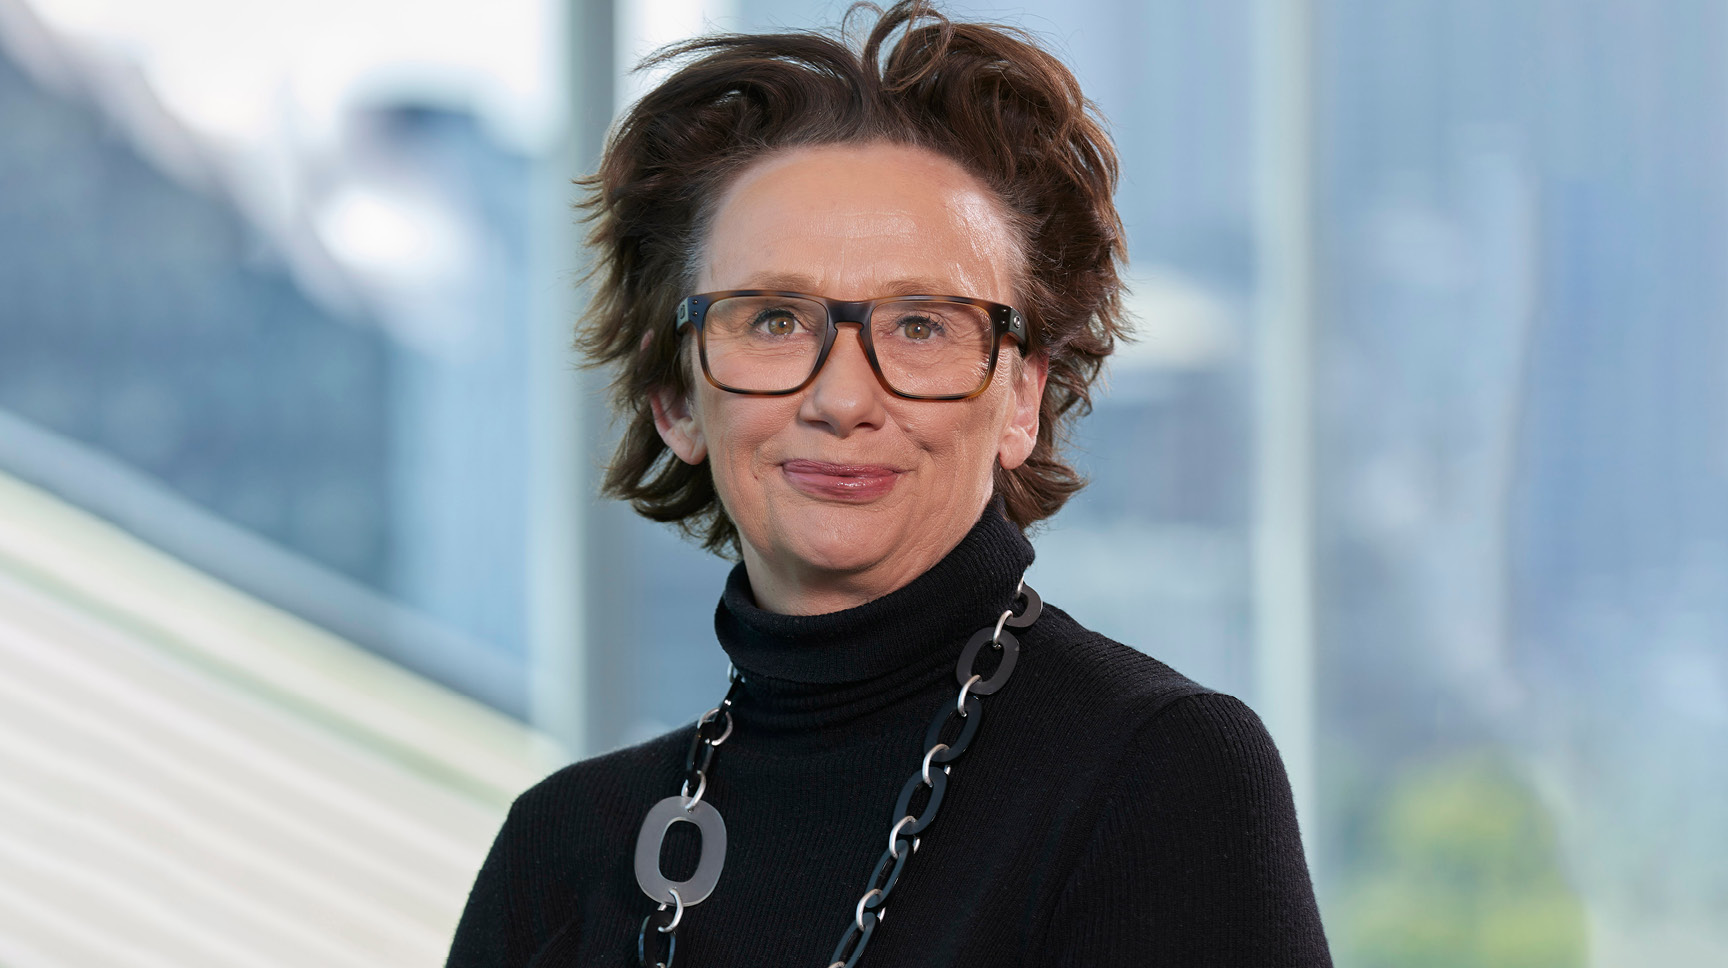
[577,0,1128,556]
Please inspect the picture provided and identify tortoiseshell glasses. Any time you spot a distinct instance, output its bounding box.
[675,290,1029,401]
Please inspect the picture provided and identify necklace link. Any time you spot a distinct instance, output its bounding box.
[658,888,685,933]
[679,770,707,810]
[921,744,949,785]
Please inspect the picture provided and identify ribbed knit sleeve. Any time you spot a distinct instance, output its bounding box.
[1033,693,1333,967]
[446,799,531,968]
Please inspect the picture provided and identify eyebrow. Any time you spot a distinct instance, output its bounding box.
[739,273,969,297]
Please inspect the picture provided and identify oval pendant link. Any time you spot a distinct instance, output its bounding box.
[634,796,727,906]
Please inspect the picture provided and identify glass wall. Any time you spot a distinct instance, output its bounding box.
[1312,2,1727,962]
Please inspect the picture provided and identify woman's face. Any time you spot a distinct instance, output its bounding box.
[652,142,1046,614]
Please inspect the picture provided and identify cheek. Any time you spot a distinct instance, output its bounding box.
[697,392,792,483]
[897,389,1012,468]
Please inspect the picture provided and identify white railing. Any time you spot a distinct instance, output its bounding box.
[0,470,556,967]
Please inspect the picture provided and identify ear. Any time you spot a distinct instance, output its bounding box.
[650,384,707,464]
[996,352,1048,471]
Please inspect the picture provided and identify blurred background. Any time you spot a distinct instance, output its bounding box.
[0,0,1723,964]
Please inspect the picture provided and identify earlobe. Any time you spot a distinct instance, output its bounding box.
[650,385,708,464]
[997,353,1049,471]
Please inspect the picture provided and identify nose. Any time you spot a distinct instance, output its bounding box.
[799,322,887,436]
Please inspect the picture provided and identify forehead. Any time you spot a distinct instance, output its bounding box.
[698,142,1020,302]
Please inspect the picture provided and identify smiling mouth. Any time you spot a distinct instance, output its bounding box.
[780,460,903,501]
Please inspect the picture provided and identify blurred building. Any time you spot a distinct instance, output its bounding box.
[0,0,538,718]
[325,99,537,676]
[0,3,395,589]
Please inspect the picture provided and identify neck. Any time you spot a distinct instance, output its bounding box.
[715,499,1037,707]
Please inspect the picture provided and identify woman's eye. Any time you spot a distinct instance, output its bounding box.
[756,312,799,335]
[899,316,940,340]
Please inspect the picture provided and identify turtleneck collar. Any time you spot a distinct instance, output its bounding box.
[713,501,1035,739]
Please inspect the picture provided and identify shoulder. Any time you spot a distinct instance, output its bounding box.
[480,726,689,890]
[447,727,702,967]
[1029,601,1292,807]
[508,727,687,830]
[1017,600,1222,727]
[1014,600,1299,839]
[1019,611,1331,962]
[1112,690,1293,818]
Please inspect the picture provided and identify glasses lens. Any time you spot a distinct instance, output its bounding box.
[702,295,826,392]
[870,300,995,397]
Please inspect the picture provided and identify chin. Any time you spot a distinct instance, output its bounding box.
[791,518,898,570]
[767,503,903,575]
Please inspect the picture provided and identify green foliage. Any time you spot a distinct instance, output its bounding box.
[1336,751,1588,968]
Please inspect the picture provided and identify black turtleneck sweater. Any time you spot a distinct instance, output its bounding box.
[446,507,1332,967]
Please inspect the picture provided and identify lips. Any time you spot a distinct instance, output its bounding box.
[780,459,903,502]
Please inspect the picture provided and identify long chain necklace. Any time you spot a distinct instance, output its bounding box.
[631,578,1043,968]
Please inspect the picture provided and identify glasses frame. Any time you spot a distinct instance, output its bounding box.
[675,290,1029,401]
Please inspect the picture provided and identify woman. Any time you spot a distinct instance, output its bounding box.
[448,3,1331,966]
